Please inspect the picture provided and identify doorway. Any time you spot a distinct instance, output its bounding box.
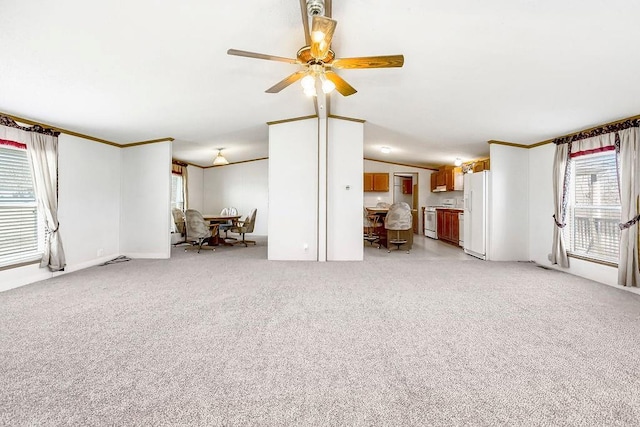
[393,172,419,233]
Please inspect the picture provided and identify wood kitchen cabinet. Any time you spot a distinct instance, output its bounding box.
[436,208,460,245]
[364,173,389,192]
[431,166,463,192]
[472,159,491,173]
[402,178,412,194]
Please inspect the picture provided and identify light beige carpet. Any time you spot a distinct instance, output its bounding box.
[1,238,639,426]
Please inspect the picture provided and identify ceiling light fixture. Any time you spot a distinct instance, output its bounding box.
[299,64,335,96]
[454,158,462,166]
[213,148,229,166]
[381,146,391,154]
[319,74,335,94]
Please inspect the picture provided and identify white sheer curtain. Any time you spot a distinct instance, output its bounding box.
[26,132,66,271]
[551,143,570,268]
[617,128,640,286]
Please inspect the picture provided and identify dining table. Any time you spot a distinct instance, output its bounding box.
[202,214,242,246]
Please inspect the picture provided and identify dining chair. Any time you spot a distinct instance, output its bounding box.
[231,208,257,246]
[171,208,188,246]
[184,209,216,253]
[219,207,237,240]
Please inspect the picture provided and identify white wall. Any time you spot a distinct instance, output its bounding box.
[58,134,122,269]
[327,118,364,261]
[364,160,432,232]
[120,142,172,258]
[268,119,318,260]
[203,160,268,235]
[528,143,618,286]
[1,134,122,292]
[187,164,204,212]
[489,144,529,261]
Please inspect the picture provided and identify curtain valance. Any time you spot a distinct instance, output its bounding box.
[172,161,187,175]
[553,119,640,146]
[0,115,60,137]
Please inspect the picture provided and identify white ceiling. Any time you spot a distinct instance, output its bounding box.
[2,0,640,168]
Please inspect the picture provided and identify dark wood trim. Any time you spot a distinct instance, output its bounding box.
[202,157,269,169]
[328,114,366,123]
[0,111,119,146]
[364,157,439,171]
[487,140,530,149]
[124,137,175,147]
[1,111,174,148]
[267,115,318,126]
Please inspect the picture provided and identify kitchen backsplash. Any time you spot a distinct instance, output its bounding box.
[425,191,464,208]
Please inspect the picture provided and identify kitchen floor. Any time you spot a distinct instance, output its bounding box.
[364,233,470,260]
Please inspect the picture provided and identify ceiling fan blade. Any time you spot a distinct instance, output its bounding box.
[324,71,357,96]
[299,0,311,45]
[265,71,307,93]
[227,49,298,64]
[331,55,405,69]
[310,16,337,60]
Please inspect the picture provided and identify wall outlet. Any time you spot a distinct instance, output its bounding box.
[303,243,309,251]
[97,248,104,257]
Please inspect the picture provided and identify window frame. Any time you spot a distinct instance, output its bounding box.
[564,149,621,266]
[0,141,44,269]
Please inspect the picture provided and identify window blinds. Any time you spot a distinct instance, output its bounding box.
[0,145,41,267]
[565,151,621,264]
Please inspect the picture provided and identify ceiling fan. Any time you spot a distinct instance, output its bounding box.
[227,0,404,97]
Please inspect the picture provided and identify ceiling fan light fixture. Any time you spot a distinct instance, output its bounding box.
[303,86,317,97]
[301,74,315,90]
[319,73,335,94]
[311,30,325,43]
[213,149,229,166]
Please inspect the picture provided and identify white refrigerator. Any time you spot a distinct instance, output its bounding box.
[463,170,490,260]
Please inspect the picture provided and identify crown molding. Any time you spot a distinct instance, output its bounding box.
[201,157,269,169]
[328,114,366,123]
[123,137,175,147]
[266,115,318,126]
[1,111,175,148]
[364,157,439,171]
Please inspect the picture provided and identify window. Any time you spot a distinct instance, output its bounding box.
[565,150,621,264]
[0,142,43,267]
[171,173,184,211]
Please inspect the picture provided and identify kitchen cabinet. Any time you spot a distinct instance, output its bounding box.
[364,173,389,192]
[436,208,460,245]
[431,166,463,192]
[472,159,491,173]
[402,178,412,194]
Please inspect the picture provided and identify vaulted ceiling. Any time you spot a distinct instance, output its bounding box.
[2,0,640,168]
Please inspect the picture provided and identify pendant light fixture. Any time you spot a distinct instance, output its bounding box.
[213,148,229,166]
